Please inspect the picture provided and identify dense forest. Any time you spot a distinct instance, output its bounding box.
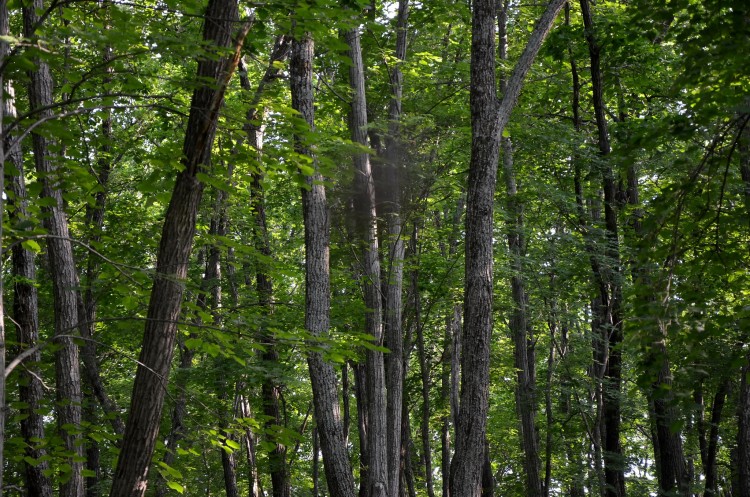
[0,0,748,496]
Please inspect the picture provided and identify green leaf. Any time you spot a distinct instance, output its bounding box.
[167,481,185,494]
[21,239,42,253]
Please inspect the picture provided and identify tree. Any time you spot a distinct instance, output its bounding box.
[450,1,566,495]
[292,15,357,497]
[109,1,250,494]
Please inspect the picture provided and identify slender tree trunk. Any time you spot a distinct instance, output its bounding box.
[0,9,6,494]
[292,26,357,497]
[416,285,436,497]
[739,359,750,497]
[354,361,370,497]
[737,118,750,497]
[241,35,292,497]
[79,26,125,438]
[383,3,409,495]
[700,380,728,496]
[450,1,565,496]
[109,2,249,495]
[3,76,54,497]
[344,24,388,497]
[23,2,86,495]
[578,2,629,495]
[497,4,542,496]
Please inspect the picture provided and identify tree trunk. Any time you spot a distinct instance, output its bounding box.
[79,28,125,439]
[344,24,388,497]
[739,359,750,497]
[737,118,750,497]
[383,2,409,495]
[23,2,86,495]
[292,27,357,497]
[450,1,565,496]
[3,73,54,497]
[578,1,628,495]
[701,380,728,496]
[109,2,248,495]
[241,34,292,497]
[498,4,542,496]
[0,9,7,494]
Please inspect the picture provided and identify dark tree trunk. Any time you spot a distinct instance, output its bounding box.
[23,2,86,495]
[737,120,750,497]
[578,1,628,495]
[383,2,409,495]
[79,30,125,439]
[109,2,248,495]
[450,1,565,496]
[498,4,542,495]
[3,77,54,497]
[344,25,387,497]
[739,358,750,497]
[702,380,729,496]
[416,283,436,497]
[292,27,356,497]
[241,34,292,497]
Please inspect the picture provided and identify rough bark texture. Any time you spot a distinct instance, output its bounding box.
[449,1,565,496]
[292,29,356,497]
[700,381,728,496]
[740,360,750,497]
[383,2,409,494]
[109,1,247,495]
[345,25,388,497]
[4,77,54,497]
[23,2,86,495]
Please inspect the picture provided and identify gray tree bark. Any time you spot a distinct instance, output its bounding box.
[737,117,750,497]
[292,27,357,497]
[497,3,542,496]
[3,75,54,497]
[449,1,565,496]
[578,1,629,495]
[23,2,86,495]
[344,24,388,497]
[383,2,409,494]
[109,1,249,494]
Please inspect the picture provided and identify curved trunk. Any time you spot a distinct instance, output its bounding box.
[109,2,248,494]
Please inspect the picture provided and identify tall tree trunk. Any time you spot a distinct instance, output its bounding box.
[578,1,629,495]
[345,24,387,497]
[23,2,86,495]
[700,380,728,496]
[383,2,409,495]
[497,4,542,496]
[415,280,436,497]
[292,26,357,497]
[3,75,54,497]
[737,117,750,497]
[240,34,292,497]
[739,359,750,497]
[0,9,7,494]
[109,2,249,495]
[79,19,125,438]
[449,1,565,496]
